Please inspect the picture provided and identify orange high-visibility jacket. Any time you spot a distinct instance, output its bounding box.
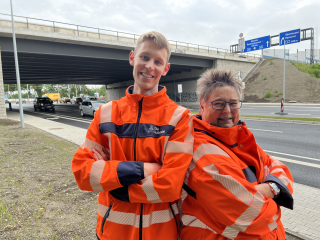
[72,86,194,240]
[179,115,293,240]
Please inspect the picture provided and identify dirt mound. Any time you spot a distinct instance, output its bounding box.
[244,59,320,103]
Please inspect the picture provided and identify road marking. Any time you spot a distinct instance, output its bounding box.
[241,108,255,109]
[265,150,320,162]
[273,156,320,169]
[287,113,312,116]
[249,128,283,133]
[24,111,92,123]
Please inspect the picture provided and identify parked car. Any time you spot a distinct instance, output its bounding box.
[16,99,27,104]
[79,100,106,117]
[71,97,83,104]
[61,97,71,103]
[33,97,55,111]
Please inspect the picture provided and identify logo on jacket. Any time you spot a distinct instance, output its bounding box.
[148,126,165,135]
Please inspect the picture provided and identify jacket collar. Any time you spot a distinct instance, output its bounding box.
[194,115,246,147]
[125,85,170,107]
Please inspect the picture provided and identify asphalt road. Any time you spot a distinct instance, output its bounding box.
[7,103,320,189]
[188,103,320,119]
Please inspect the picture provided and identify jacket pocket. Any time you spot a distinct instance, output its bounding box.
[101,202,113,233]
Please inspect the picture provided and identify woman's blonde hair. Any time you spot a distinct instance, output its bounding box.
[135,31,171,62]
[197,69,243,104]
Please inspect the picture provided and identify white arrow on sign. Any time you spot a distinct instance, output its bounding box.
[254,47,256,50]
[266,41,269,47]
[281,37,284,44]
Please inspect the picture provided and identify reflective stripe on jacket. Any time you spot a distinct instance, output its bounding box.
[72,86,194,240]
[179,115,293,240]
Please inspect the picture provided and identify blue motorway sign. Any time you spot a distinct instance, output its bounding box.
[279,29,300,46]
[241,35,270,53]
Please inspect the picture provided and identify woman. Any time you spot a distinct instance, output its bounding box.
[179,69,293,240]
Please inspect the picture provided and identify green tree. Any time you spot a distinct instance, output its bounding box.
[99,86,105,97]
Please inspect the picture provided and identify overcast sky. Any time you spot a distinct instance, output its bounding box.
[1,0,319,54]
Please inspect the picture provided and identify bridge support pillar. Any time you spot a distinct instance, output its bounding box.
[0,44,7,119]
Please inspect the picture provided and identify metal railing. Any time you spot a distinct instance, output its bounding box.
[0,13,261,60]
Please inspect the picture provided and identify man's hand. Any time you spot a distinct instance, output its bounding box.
[255,183,275,199]
[144,163,162,178]
[92,147,109,161]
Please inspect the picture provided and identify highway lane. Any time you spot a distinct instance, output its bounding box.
[188,103,320,118]
[7,103,320,189]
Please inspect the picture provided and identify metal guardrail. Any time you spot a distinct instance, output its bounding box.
[0,13,261,60]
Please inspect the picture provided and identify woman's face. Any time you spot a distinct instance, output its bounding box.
[200,86,240,128]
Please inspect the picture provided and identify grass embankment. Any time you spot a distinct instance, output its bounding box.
[190,112,320,123]
[291,62,320,79]
[0,119,97,240]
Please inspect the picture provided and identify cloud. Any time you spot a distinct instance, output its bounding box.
[1,0,319,52]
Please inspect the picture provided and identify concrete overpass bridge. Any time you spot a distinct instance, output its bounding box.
[0,14,259,118]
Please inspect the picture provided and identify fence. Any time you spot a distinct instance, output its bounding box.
[0,13,261,61]
[262,49,320,64]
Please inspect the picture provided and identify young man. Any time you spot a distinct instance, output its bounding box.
[72,31,194,240]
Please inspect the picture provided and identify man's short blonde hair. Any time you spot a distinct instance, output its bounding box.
[135,31,171,62]
[197,69,243,103]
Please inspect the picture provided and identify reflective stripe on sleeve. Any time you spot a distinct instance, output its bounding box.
[268,214,278,231]
[100,203,178,228]
[185,112,194,143]
[98,203,110,218]
[194,144,230,162]
[100,101,112,123]
[229,192,265,232]
[141,176,162,203]
[203,164,254,206]
[271,168,293,189]
[80,138,108,155]
[166,141,193,155]
[90,160,106,192]
[184,160,196,185]
[169,106,186,126]
[181,215,217,234]
[161,136,170,163]
[222,226,240,239]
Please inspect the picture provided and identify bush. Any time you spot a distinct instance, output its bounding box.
[269,60,274,65]
[264,75,267,80]
[291,62,320,79]
[265,91,272,98]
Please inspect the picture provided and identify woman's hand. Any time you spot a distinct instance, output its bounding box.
[144,163,162,178]
[92,147,109,161]
[255,183,275,199]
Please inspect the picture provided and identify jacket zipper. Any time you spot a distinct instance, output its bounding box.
[134,98,143,162]
[133,98,143,240]
[101,202,113,233]
[169,203,179,233]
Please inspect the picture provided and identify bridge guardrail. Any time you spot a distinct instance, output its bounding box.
[0,13,261,61]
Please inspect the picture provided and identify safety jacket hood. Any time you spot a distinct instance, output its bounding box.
[193,114,264,183]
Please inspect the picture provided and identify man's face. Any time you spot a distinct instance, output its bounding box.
[200,86,240,128]
[129,40,170,96]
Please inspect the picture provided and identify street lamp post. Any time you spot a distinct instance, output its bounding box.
[10,0,24,128]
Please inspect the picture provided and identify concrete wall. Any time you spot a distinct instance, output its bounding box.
[0,43,6,118]
[215,59,255,80]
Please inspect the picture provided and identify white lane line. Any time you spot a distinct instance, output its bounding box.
[273,156,320,169]
[249,128,283,133]
[288,110,320,112]
[287,113,312,116]
[241,108,255,109]
[265,150,320,162]
[25,111,92,123]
